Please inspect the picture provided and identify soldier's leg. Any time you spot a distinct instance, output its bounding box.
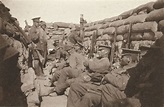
[55,67,79,94]
[50,69,61,84]
[78,93,101,107]
[67,82,100,107]
[33,59,44,76]
[101,84,126,107]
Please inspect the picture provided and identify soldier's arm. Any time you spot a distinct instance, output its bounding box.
[69,55,77,69]
[104,73,129,91]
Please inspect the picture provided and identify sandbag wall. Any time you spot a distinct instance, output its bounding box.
[46,22,79,51]
[84,1,164,50]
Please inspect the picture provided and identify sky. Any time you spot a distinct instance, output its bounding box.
[2,0,156,28]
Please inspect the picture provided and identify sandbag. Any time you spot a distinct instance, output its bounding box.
[97,36,102,41]
[84,23,90,27]
[97,29,104,36]
[117,25,129,34]
[52,30,64,35]
[103,27,115,35]
[146,8,164,22]
[119,9,134,19]
[99,22,110,29]
[130,33,143,41]
[116,35,123,41]
[85,24,102,31]
[153,0,164,9]
[85,31,95,37]
[109,19,125,27]
[159,19,164,29]
[132,22,158,33]
[53,22,71,28]
[133,2,154,14]
[21,68,36,94]
[103,16,120,23]
[102,34,111,40]
[143,32,155,40]
[123,33,129,40]
[94,20,104,24]
[124,14,147,25]
[155,31,163,39]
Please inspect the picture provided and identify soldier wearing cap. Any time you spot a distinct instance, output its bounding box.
[28,17,45,78]
[83,45,111,74]
[49,44,86,95]
[67,51,140,107]
[39,21,48,67]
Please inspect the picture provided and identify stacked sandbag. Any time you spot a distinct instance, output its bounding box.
[53,22,76,29]
[46,22,80,52]
[153,0,164,9]
[146,8,164,22]
[85,24,102,31]
[124,14,147,25]
[132,22,158,33]
[83,1,159,50]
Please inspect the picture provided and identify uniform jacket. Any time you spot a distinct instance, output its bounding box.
[88,57,110,73]
[68,52,85,71]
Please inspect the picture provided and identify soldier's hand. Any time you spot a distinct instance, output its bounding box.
[28,43,32,49]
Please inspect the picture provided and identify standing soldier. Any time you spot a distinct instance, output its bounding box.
[80,14,86,42]
[28,17,45,78]
[39,21,48,67]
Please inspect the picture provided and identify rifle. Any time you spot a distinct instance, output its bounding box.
[24,20,30,32]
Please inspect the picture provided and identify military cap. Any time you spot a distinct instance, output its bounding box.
[40,21,46,26]
[122,48,141,55]
[32,17,40,22]
[139,45,160,50]
[98,45,111,50]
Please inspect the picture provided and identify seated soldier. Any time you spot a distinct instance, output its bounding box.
[83,45,111,74]
[50,44,86,95]
[67,55,140,107]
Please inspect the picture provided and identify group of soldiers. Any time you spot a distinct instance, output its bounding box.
[0,1,163,107]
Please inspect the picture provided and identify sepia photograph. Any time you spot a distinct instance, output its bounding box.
[0,0,163,107]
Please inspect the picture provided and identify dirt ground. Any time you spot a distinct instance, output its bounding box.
[41,95,67,107]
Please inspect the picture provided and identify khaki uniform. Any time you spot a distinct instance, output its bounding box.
[88,57,110,74]
[55,52,85,95]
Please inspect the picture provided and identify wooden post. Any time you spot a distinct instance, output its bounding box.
[110,27,117,64]
[89,30,97,58]
[80,14,85,42]
[126,23,132,49]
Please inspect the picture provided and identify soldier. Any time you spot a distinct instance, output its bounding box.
[52,44,86,95]
[28,17,45,78]
[39,21,48,67]
[67,55,139,107]
[68,26,83,45]
[83,45,111,74]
